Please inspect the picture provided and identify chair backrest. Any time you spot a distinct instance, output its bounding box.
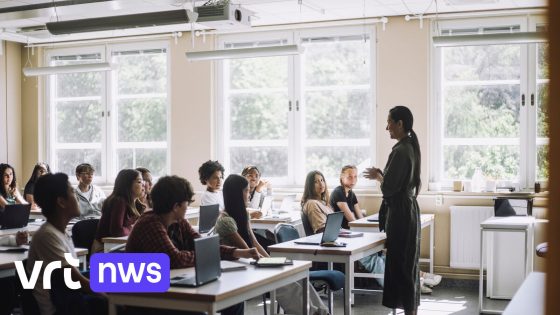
[71,218,100,253]
[300,212,314,236]
[274,223,300,243]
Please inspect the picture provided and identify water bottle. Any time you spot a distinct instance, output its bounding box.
[471,168,485,193]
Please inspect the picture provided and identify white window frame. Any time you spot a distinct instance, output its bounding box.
[45,41,170,184]
[217,25,376,188]
[430,15,548,190]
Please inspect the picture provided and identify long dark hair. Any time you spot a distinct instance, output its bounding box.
[0,163,17,198]
[104,169,143,218]
[26,162,51,189]
[301,170,330,206]
[223,174,252,247]
[389,105,421,196]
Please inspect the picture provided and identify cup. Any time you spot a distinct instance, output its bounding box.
[453,180,463,192]
[463,180,472,192]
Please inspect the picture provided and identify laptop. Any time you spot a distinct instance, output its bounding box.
[294,212,344,246]
[170,235,222,287]
[260,196,273,216]
[0,204,31,230]
[198,204,220,233]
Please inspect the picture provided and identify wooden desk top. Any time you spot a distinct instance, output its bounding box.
[102,235,128,244]
[0,247,88,270]
[268,232,386,256]
[503,272,545,315]
[349,213,435,229]
[250,212,301,225]
[112,260,311,303]
[0,224,41,237]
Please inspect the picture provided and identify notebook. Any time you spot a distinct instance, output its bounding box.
[198,204,220,233]
[252,257,293,267]
[170,235,221,287]
[367,213,379,222]
[0,204,31,230]
[294,212,344,246]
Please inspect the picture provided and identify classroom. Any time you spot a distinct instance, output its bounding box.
[0,0,559,314]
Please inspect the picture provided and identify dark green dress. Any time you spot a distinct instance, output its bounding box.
[379,136,421,311]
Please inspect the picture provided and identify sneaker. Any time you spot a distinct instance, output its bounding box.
[421,284,433,294]
[422,272,442,287]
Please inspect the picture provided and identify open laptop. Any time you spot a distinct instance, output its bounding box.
[0,204,31,230]
[170,235,221,287]
[198,204,220,233]
[294,212,344,246]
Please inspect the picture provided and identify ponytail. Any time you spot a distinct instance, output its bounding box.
[409,129,421,196]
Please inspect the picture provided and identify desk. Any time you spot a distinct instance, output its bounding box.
[0,247,89,277]
[349,213,435,274]
[29,209,45,220]
[479,216,536,314]
[502,272,545,315]
[251,212,303,235]
[269,232,386,315]
[0,224,40,238]
[102,236,128,252]
[108,260,312,315]
[185,207,200,221]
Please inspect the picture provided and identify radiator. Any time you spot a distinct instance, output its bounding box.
[449,206,494,269]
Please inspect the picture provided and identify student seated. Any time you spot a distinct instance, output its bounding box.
[241,165,271,209]
[214,174,330,315]
[27,173,107,315]
[0,163,27,208]
[136,167,153,208]
[24,162,51,209]
[126,175,258,315]
[198,160,225,210]
[74,163,106,218]
[329,165,363,229]
[92,169,145,253]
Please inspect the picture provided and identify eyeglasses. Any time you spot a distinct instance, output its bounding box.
[79,172,94,176]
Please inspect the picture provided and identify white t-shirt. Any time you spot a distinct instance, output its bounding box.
[26,221,76,315]
[200,190,224,211]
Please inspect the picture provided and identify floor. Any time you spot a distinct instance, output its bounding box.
[244,279,511,315]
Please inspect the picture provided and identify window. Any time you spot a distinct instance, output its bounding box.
[432,16,549,189]
[47,42,169,183]
[218,27,375,186]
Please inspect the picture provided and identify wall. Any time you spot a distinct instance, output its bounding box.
[1,41,23,179]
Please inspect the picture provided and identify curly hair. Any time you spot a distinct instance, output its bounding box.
[198,160,225,185]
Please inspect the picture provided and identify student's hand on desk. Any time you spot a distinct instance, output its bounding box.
[249,210,263,219]
[234,248,260,260]
[16,231,29,246]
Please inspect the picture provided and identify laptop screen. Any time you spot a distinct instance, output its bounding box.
[0,204,31,229]
[194,235,221,285]
[320,212,344,243]
[198,204,220,233]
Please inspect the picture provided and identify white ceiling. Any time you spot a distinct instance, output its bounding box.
[0,0,547,44]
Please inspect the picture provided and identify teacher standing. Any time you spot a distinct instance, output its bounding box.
[364,105,421,315]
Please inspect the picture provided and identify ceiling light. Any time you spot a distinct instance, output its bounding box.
[185,45,303,61]
[433,31,546,47]
[22,62,112,77]
[46,10,189,35]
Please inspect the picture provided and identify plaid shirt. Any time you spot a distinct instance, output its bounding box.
[126,211,236,269]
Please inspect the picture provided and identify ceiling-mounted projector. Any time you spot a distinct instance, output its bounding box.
[195,4,252,29]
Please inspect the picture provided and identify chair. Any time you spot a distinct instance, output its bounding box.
[71,218,100,262]
[274,223,345,313]
[300,212,314,236]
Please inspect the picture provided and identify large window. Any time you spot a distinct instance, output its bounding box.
[432,16,549,189]
[47,42,169,183]
[219,27,375,186]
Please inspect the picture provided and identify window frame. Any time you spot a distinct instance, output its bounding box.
[216,25,377,188]
[45,41,171,184]
[430,15,548,190]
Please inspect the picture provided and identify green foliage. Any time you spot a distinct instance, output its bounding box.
[229,57,287,89]
[230,147,288,177]
[114,53,167,94]
[230,93,288,140]
[118,97,167,142]
[57,149,102,176]
[305,146,370,179]
[537,145,549,180]
[56,101,102,143]
[443,45,520,81]
[117,148,167,176]
[444,145,519,180]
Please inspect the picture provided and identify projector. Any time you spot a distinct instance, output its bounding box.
[195,4,252,29]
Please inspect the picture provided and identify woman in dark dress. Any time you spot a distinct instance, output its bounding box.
[364,105,421,315]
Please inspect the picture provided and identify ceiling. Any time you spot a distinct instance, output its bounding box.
[0,0,547,44]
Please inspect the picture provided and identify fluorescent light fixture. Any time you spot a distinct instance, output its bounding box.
[433,31,547,47]
[22,62,112,77]
[186,45,303,61]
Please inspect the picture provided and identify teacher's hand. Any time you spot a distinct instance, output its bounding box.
[363,167,384,182]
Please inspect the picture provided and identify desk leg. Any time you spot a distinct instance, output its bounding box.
[270,290,276,315]
[108,302,117,315]
[429,220,434,274]
[327,262,334,311]
[303,275,309,315]
[344,261,352,315]
[479,228,484,314]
